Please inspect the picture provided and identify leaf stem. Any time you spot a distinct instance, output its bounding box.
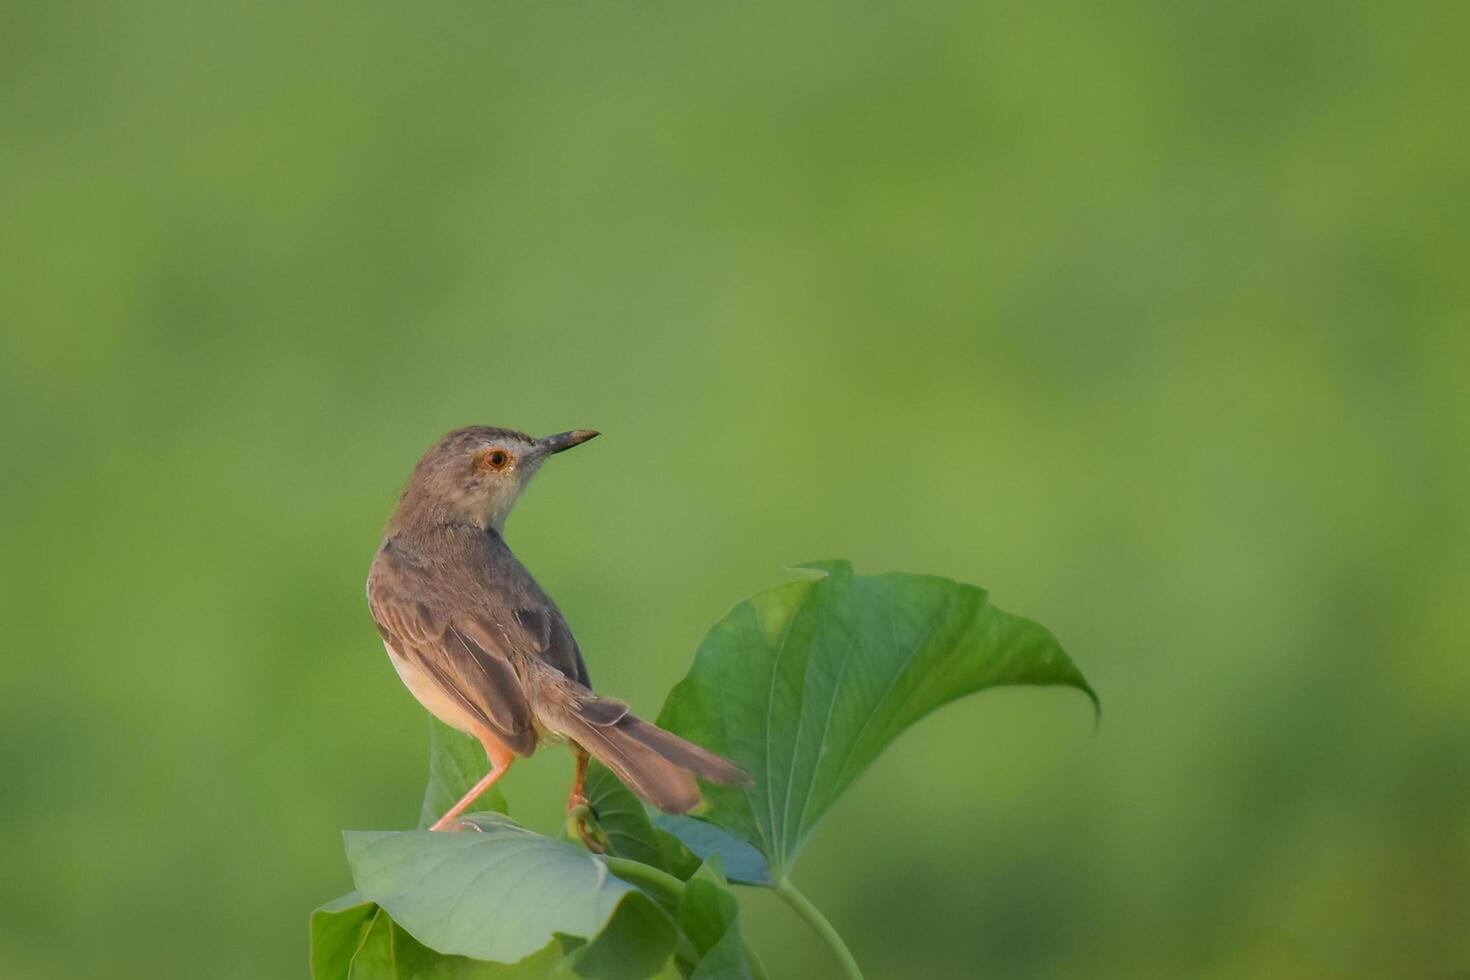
[600,857,770,980]
[600,856,688,900]
[773,877,864,980]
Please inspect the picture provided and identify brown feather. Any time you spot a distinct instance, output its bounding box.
[561,713,703,813]
[528,663,750,813]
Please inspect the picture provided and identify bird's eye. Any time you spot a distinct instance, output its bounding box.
[478,449,511,471]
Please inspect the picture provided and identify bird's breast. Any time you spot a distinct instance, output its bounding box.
[383,641,482,737]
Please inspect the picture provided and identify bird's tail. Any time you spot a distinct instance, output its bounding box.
[537,674,749,813]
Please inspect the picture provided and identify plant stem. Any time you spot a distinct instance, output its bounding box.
[601,856,688,899]
[601,857,770,980]
[773,877,864,980]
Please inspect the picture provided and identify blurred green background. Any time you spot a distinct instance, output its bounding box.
[3,2,1467,977]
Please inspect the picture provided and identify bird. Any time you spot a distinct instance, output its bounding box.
[366,425,749,834]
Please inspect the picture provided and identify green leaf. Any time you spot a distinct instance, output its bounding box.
[648,815,771,887]
[310,889,671,979]
[657,560,1096,880]
[677,859,752,980]
[310,892,377,980]
[582,762,670,872]
[312,893,567,980]
[348,906,567,979]
[647,826,704,883]
[345,813,671,969]
[339,909,396,979]
[421,716,507,829]
[550,892,676,980]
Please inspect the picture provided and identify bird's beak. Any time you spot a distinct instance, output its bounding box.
[537,429,600,455]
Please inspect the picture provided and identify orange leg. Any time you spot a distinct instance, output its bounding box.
[565,743,605,853]
[430,740,515,831]
[567,742,590,812]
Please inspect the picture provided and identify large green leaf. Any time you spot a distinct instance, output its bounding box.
[656,560,1095,880]
[345,813,673,971]
[420,716,507,829]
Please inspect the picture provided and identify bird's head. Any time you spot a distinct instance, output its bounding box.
[394,425,599,532]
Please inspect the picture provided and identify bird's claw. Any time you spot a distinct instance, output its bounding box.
[567,800,609,853]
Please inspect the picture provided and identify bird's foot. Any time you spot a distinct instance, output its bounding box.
[566,797,609,853]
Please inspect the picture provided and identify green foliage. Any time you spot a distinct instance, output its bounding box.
[313,896,567,979]
[657,561,1094,880]
[648,816,771,888]
[582,763,675,873]
[676,861,753,980]
[344,814,667,965]
[312,563,1092,979]
[311,892,377,980]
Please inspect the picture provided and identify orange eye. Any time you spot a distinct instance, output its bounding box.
[478,449,511,470]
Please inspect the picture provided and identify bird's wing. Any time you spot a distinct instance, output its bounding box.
[368,548,538,755]
[511,604,592,688]
[472,528,592,688]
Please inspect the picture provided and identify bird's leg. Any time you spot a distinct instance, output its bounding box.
[566,743,607,853]
[568,743,591,812]
[430,742,515,831]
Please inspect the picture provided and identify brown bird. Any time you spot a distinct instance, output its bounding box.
[366,426,748,833]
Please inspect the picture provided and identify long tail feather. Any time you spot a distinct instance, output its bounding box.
[541,684,749,813]
[617,716,750,786]
[568,715,702,812]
